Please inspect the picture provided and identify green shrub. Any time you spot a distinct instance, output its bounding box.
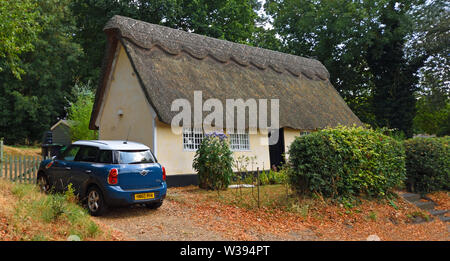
[266,170,287,185]
[193,132,234,190]
[258,170,270,185]
[288,125,406,199]
[404,137,449,193]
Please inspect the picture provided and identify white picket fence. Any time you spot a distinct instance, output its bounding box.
[0,140,42,184]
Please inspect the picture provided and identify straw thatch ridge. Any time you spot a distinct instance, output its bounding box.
[90,15,362,131]
[104,15,330,81]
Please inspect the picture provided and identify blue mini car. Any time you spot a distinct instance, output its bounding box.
[37,140,167,216]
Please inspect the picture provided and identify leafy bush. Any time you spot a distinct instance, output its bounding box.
[267,170,287,185]
[193,132,233,190]
[288,125,406,199]
[67,83,97,141]
[258,170,270,185]
[404,137,449,193]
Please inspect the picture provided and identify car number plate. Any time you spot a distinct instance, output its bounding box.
[134,192,155,200]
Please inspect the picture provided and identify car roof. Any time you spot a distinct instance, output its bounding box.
[72,140,150,151]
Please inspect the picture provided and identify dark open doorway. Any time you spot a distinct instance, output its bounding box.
[268,128,285,170]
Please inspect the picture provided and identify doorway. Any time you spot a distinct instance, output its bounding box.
[268,128,285,170]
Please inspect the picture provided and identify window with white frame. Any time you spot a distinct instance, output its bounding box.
[229,130,250,151]
[300,131,310,136]
[183,127,204,150]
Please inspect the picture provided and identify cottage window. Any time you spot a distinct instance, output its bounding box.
[229,130,250,151]
[183,127,204,150]
[300,131,310,136]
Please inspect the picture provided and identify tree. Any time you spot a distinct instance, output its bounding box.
[413,57,450,136]
[264,0,378,125]
[0,0,42,79]
[265,0,428,136]
[411,0,449,136]
[0,0,83,144]
[366,1,425,138]
[67,83,97,141]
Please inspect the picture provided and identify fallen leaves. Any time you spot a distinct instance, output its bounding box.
[167,186,450,241]
[427,191,450,211]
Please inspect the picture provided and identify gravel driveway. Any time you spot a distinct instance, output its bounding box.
[92,200,227,241]
[92,188,318,241]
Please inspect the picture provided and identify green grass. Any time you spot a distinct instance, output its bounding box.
[367,211,378,221]
[406,211,431,222]
[4,180,106,240]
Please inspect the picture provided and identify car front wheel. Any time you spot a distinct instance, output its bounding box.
[86,186,107,216]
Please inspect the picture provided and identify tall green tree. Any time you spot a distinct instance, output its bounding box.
[366,1,425,137]
[411,0,449,136]
[0,0,83,144]
[264,0,378,125]
[413,56,450,136]
[0,0,42,79]
[265,0,428,136]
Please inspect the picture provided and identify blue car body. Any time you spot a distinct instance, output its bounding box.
[37,140,167,215]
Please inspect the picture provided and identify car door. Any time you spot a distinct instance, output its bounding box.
[52,145,81,191]
[69,146,99,196]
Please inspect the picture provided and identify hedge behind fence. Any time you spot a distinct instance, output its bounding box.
[404,137,449,193]
[288,126,406,199]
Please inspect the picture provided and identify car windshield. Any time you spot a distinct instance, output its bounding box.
[117,150,155,164]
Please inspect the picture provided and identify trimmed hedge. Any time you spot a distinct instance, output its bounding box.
[287,126,406,199]
[404,137,449,193]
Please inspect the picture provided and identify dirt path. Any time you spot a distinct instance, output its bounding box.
[92,200,227,241]
[92,189,317,241]
[92,187,449,241]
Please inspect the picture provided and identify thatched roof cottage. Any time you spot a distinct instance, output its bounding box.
[89,15,361,184]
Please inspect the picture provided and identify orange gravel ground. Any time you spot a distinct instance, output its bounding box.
[167,186,449,241]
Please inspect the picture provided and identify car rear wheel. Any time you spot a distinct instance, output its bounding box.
[37,175,50,194]
[86,186,107,216]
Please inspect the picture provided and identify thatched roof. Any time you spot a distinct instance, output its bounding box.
[90,15,361,130]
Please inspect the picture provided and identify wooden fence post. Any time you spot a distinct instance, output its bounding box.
[0,140,3,178]
[26,156,31,184]
[0,139,3,163]
[9,155,12,182]
[14,155,17,182]
[34,156,40,183]
[257,167,260,209]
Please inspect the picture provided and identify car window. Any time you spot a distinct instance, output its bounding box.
[117,150,155,164]
[97,150,113,164]
[62,146,81,161]
[75,146,99,162]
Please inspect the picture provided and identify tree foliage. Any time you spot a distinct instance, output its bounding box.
[67,83,97,141]
[0,0,42,79]
[365,1,425,138]
[264,0,434,137]
[0,0,83,144]
[264,0,378,125]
